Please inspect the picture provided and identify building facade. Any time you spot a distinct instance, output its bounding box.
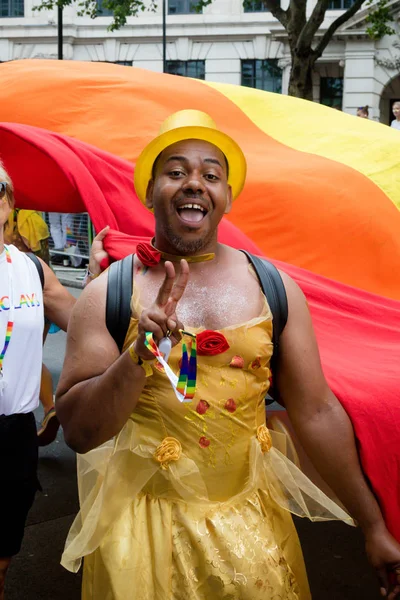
[1,0,400,122]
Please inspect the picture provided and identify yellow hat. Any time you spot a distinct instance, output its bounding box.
[134,109,247,205]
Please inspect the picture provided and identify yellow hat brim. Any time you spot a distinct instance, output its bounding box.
[134,125,247,205]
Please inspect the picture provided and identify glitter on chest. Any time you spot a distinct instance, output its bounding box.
[176,282,251,329]
[137,275,262,330]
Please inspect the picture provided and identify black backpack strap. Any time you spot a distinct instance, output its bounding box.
[106,254,134,353]
[240,250,288,399]
[27,252,44,290]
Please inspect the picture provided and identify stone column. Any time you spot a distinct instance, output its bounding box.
[342,39,378,119]
[278,57,291,95]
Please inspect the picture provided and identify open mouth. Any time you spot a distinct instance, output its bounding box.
[176,202,208,225]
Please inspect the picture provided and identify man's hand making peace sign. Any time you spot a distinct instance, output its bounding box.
[134,260,190,361]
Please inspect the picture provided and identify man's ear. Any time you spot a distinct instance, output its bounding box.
[224,185,233,215]
[145,180,154,211]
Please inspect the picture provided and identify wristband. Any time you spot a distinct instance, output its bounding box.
[128,343,153,377]
[83,267,100,288]
[86,267,99,280]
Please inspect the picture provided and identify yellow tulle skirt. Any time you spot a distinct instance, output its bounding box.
[61,420,354,600]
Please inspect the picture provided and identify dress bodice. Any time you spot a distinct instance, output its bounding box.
[122,300,273,500]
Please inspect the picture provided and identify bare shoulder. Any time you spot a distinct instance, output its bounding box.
[220,245,261,275]
[221,244,252,266]
[277,269,318,354]
[57,272,120,393]
[70,271,109,331]
[278,269,307,310]
[70,271,125,367]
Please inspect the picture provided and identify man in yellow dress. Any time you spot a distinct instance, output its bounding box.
[56,110,400,599]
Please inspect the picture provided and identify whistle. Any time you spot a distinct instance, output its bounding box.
[158,336,172,362]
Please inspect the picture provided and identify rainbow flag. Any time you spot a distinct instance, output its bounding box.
[1,60,400,540]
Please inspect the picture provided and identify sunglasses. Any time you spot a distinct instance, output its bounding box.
[0,182,8,200]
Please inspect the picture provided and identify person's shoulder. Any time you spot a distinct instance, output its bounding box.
[81,270,108,298]
[221,246,268,277]
[222,245,265,265]
[225,245,250,262]
[8,244,29,261]
[277,269,306,306]
[67,272,109,329]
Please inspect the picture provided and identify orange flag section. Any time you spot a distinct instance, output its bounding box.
[1,59,399,299]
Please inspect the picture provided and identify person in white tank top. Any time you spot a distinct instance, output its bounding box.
[0,160,108,600]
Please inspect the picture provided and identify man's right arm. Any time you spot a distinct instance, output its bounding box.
[55,273,146,454]
[56,259,189,455]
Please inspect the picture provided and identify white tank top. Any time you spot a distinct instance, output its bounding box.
[0,244,44,416]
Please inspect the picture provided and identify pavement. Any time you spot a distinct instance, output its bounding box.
[5,283,383,600]
[51,265,87,290]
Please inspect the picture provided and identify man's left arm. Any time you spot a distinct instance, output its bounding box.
[277,271,400,599]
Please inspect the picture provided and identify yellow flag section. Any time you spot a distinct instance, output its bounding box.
[202,80,400,211]
[1,59,399,299]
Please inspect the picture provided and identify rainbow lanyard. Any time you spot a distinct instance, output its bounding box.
[0,246,14,394]
[176,337,197,400]
[144,331,197,403]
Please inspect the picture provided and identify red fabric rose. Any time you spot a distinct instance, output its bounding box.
[197,330,230,356]
[224,398,237,413]
[199,436,211,448]
[196,400,210,415]
[136,241,161,267]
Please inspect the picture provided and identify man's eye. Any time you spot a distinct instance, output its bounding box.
[169,170,184,177]
[205,174,218,181]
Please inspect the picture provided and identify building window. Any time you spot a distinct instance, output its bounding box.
[243,0,268,12]
[0,0,24,17]
[166,60,205,79]
[168,0,198,14]
[320,77,343,109]
[241,59,282,93]
[96,0,113,16]
[328,0,353,9]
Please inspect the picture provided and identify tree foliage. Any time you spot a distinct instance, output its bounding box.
[33,0,396,96]
[34,0,156,30]
[365,0,395,39]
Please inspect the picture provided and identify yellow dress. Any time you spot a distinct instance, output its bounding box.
[61,299,353,600]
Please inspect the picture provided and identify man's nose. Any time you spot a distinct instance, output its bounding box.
[182,172,206,195]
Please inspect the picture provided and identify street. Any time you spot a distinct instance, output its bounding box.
[6,287,381,599]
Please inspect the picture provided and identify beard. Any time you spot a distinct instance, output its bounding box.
[160,221,214,255]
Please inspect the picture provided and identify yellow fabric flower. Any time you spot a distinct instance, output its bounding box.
[256,425,272,453]
[153,437,182,469]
